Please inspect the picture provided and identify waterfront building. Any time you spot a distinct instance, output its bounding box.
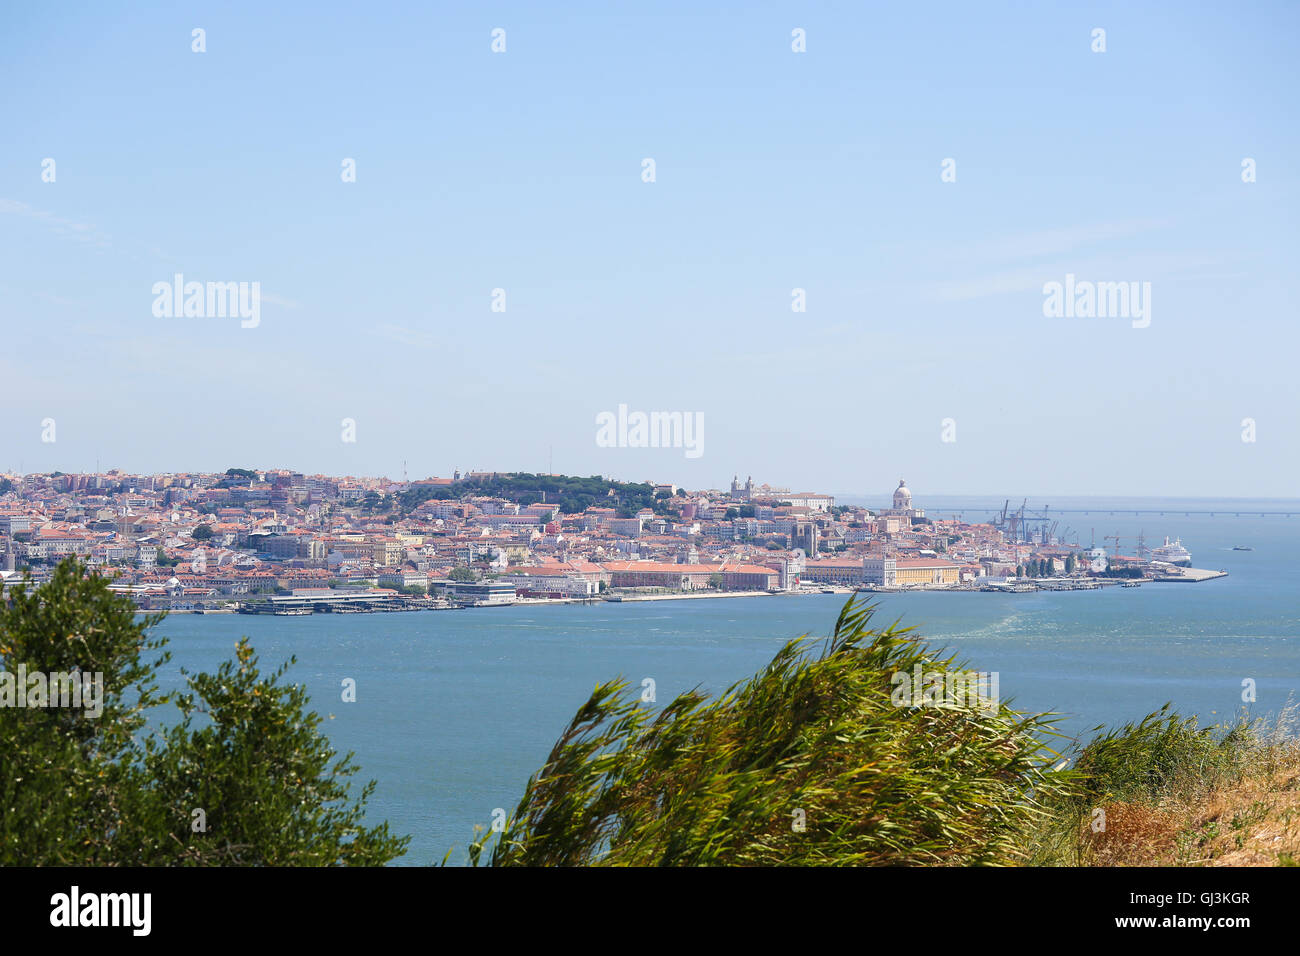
[863,556,898,587]
[430,580,518,605]
[377,569,430,592]
[719,564,781,590]
[602,560,713,590]
[801,558,865,586]
[600,560,778,591]
[893,557,959,586]
[499,568,599,598]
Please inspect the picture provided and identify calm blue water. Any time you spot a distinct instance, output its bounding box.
[151,497,1300,864]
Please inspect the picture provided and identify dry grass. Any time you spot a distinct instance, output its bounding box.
[1068,702,1300,867]
[1083,801,1183,865]
[1187,754,1300,866]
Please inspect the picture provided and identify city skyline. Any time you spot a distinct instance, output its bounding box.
[0,463,1215,605]
[3,463,1296,506]
[2,2,1297,497]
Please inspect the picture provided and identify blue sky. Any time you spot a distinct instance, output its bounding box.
[2,1,1296,497]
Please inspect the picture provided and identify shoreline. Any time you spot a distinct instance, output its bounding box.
[137,570,1228,616]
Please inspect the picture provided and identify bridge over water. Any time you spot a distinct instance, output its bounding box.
[945,509,1296,519]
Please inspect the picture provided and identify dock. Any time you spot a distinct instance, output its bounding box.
[1149,567,1229,583]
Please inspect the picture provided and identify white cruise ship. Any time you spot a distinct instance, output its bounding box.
[1151,536,1192,567]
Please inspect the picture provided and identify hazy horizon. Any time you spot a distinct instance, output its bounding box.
[3,1,1296,497]
[6,459,1299,505]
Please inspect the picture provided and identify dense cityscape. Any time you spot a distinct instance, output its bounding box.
[0,468,1221,614]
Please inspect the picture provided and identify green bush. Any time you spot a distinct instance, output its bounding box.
[1068,706,1254,807]
[0,558,408,865]
[467,596,1073,866]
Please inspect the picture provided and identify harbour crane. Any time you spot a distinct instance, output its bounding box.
[1104,533,1122,557]
[1008,498,1027,543]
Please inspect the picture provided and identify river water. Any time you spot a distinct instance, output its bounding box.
[151,496,1300,864]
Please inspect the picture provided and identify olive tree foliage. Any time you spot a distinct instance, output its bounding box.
[0,558,408,865]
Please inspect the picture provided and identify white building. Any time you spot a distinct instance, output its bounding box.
[882,479,924,519]
[863,556,897,587]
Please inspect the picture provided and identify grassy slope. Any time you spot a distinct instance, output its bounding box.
[1079,740,1300,866]
[1032,702,1300,866]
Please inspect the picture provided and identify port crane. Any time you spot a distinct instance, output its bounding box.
[1008,499,1029,542]
[1016,500,1055,544]
[1104,533,1122,557]
[990,498,1056,544]
[998,499,1023,540]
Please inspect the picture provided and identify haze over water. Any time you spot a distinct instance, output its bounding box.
[152,496,1299,864]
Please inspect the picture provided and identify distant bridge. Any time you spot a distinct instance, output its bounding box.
[945,509,1296,519]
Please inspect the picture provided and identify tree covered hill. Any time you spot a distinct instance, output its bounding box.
[398,473,680,518]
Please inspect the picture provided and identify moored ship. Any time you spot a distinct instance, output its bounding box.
[1151,536,1192,567]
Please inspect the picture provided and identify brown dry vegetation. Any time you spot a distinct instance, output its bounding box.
[1060,710,1300,867]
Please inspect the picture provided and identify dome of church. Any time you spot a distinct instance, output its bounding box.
[893,480,912,509]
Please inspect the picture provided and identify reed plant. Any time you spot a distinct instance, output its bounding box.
[468,596,1074,866]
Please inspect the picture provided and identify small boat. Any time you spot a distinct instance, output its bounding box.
[1232,546,1253,551]
[1121,582,1141,588]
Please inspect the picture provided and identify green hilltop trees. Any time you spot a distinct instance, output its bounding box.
[0,558,408,865]
[397,473,675,518]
